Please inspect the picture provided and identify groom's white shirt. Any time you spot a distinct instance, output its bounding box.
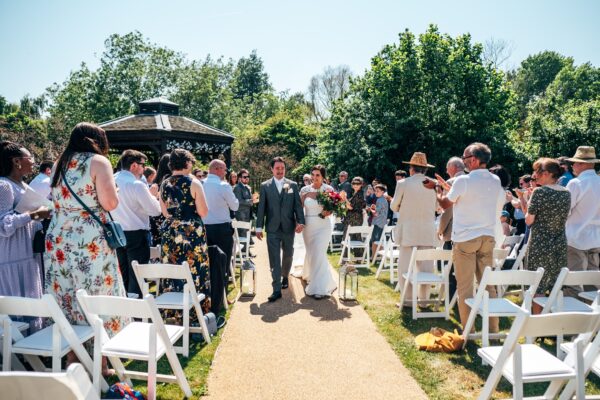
[256,176,286,233]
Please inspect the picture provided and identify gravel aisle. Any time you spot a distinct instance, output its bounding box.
[203,238,427,400]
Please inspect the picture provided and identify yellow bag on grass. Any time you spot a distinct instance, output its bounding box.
[415,327,464,352]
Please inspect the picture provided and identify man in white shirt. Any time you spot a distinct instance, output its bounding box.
[112,150,161,297]
[427,142,505,334]
[203,159,239,285]
[28,160,54,199]
[565,146,600,284]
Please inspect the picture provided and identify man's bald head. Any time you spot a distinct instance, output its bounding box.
[209,159,227,179]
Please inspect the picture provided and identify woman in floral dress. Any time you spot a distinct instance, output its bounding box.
[160,149,210,319]
[44,123,126,354]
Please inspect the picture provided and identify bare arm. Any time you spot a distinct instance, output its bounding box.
[91,155,118,211]
[191,179,209,218]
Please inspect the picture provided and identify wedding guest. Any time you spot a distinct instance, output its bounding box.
[29,160,54,200]
[154,153,171,186]
[428,142,505,334]
[512,175,532,235]
[501,211,512,237]
[0,141,48,329]
[557,156,574,187]
[334,171,352,195]
[112,150,161,298]
[489,164,513,244]
[203,159,239,286]
[395,170,407,180]
[391,152,437,306]
[342,176,366,235]
[302,174,312,188]
[233,168,253,240]
[565,146,600,289]
[143,166,157,185]
[159,149,211,316]
[524,158,570,304]
[228,170,238,187]
[45,123,126,373]
[436,156,465,300]
[370,184,389,255]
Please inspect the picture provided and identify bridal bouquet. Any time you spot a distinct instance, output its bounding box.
[316,189,346,219]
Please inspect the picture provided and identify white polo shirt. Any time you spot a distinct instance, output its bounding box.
[112,171,161,231]
[447,169,505,243]
[566,169,600,250]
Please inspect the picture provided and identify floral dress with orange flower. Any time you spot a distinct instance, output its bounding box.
[160,175,210,320]
[44,152,127,335]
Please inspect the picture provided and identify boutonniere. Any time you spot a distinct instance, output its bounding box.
[283,183,290,191]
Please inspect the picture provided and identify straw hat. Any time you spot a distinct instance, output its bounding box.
[402,152,435,168]
[566,146,600,164]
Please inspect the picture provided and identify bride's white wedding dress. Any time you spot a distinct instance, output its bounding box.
[300,184,337,296]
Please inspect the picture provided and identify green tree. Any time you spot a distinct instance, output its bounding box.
[320,25,517,185]
[231,50,272,101]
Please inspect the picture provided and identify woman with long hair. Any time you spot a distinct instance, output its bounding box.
[44,122,126,373]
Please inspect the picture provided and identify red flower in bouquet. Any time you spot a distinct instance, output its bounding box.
[316,189,347,219]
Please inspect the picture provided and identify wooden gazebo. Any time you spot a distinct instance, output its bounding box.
[100,97,234,166]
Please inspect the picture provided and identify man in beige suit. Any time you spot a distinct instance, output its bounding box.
[391,152,438,306]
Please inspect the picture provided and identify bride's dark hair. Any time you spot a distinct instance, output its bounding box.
[311,164,326,179]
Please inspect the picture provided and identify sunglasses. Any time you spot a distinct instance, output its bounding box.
[241,175,250,179]
[461,155,474,161]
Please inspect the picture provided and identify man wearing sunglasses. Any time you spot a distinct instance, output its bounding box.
[233,169,254,243]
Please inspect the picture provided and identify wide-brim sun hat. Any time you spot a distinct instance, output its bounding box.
[402,152,435,168]
[566,146,600,163]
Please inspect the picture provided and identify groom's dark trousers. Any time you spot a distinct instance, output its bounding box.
[266,230,295,292]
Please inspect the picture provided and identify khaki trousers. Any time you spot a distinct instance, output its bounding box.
[398,245,434,305]
[453,235,499,333]
[567,245,600,292]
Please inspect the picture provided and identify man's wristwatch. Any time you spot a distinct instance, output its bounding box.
[32,212,40,220]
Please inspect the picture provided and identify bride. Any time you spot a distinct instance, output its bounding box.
[299,165,338,298]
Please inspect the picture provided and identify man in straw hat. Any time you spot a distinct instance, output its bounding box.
[390,152,438,306]
[424,142,505,334]
[565,146,600,288]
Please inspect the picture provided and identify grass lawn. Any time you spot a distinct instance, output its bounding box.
[328,254,600,400]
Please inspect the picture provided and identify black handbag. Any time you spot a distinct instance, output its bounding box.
[62,170,127,250]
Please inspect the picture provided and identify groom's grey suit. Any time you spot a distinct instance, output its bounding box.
[256,177,305,292]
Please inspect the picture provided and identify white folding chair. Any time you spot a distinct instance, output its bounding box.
[232,220,252,266]
[329,216,344,252]
[0,363,99,400]
[338,225,374,268]
[149,245,161,262]
[0,316,29,371]
[76,289,192,400]
[372,225,391,263]
[492,248,510,271]
[0,294,97,379]
[535,269,600,315]
[497,243,529,297]
[477,310,600,400]
[502,234,524,253]
[462,267,544,348]
[374,226,400,283]
[399,248,453,320]
[133,260,212,356]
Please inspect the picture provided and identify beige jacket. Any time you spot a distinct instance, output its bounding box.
[436,171,465,243]
[390,174,437,247]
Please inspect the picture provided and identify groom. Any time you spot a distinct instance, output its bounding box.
[256,156,305,302]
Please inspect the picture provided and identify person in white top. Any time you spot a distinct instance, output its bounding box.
[427,142,505,334]
[565,146,600,282]
[112,150,161,297]
[28,160,54,200]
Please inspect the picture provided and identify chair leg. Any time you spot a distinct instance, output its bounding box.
[482,292,490,348]
[52,324,61,372]
[2,319,11,371]
[148,326,157,400]
[183,307,190,358]
[412,279,418,320]
[512,344,523,400]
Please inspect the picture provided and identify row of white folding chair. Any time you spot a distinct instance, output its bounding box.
[374,226,399,283]
[477,310,600,400]
[399,248,453,320]
[0,363,99,400]
[462,266,544,348]
[76,289,192,400]
[329,216,345,252]
[0,294,109,391]
[133,260,212,356]
[502,234,524,256]
[338,225,374,268]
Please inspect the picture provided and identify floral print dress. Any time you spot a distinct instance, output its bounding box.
[160,175,210,318]
[44,152,127,335]
[526,185,571,294]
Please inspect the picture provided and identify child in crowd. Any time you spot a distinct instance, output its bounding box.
[370,184,390,255]
[500,210,512,237]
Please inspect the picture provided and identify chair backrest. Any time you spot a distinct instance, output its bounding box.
[149,246,161,260]
[0,363,99,400]
[346,225,374,235]
[413,248,453,262]
[232,220,252,230]
[480,266,544,288]
[0,295,53,318]
[503,234,524,249]
[492,248,510,270]
[383,225,394,234]
[132,261,195,298]
[76,289,153,320]
[520,311,600,338]
[561,270,600,287]
[509,243,528,270]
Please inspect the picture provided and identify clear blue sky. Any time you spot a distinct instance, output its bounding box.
[1,0,599,103]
